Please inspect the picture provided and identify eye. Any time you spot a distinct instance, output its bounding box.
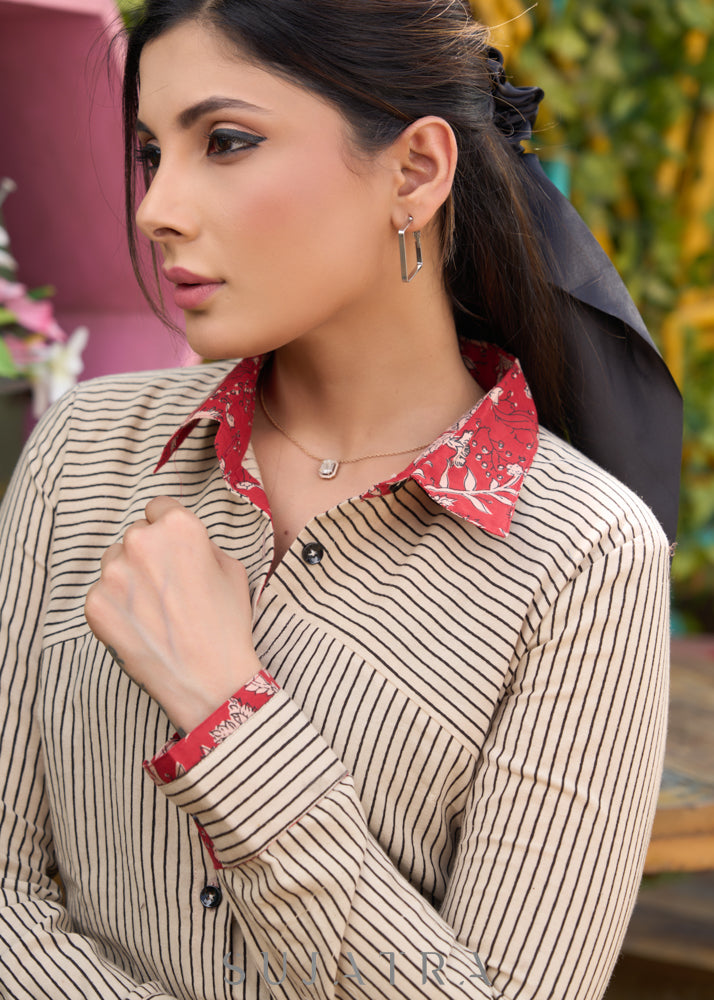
[206,128,266,157]
[135,143,161,173]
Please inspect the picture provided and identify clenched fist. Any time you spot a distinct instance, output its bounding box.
[85,496,263,736]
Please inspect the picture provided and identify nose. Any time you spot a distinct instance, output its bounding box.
[135,162,198,245]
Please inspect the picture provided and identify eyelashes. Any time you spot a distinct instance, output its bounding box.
[205,128,266,156]
[135,128,266,172]
[135,144,161,172]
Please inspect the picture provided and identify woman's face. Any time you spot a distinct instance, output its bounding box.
[135,20,399,360]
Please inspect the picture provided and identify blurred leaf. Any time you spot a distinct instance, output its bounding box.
[675,0,714,31]
[579,7,609,37]
[538,23,591,63]
[0,338,19,378]
[26,285,55,301]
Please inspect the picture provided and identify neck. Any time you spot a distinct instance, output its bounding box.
[260,272,482,461]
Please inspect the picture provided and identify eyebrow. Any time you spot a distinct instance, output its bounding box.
[136,95,269,134]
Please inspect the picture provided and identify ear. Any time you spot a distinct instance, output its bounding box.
[387,116,457,232]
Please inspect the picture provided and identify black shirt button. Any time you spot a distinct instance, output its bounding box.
[301,541,324,565]
[199,884,222,908]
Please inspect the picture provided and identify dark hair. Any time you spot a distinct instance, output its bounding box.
[122,0,568,433]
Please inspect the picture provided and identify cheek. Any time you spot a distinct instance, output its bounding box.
[202,146,391,348]
[222,146,368,261]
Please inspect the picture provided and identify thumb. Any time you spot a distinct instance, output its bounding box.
[145,495,185,523]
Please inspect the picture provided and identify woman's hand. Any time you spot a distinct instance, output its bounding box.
[85,496,263,736]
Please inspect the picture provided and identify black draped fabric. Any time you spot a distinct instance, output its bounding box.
[522,154,683,545]
[487,48,683,544]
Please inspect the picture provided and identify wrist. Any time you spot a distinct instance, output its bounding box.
[165,653,264,736]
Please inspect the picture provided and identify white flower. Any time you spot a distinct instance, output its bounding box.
[0,177,17,209]
[0,248,16,271]
[26,325,88,418]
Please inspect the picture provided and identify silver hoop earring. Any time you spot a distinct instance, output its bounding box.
[398,216,423,283]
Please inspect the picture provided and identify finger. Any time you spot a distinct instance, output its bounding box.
[144,497,210,552]
[121,517,149,548]
[84,577,126,642]
[145,495,184,523]
[105,643,127,669]
[100,542,123,570]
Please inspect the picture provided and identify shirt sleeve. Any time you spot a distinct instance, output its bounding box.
[0,398,181,1000]
[149,515,670,1000]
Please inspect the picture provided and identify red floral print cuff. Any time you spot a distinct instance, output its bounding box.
[143,670,279,786]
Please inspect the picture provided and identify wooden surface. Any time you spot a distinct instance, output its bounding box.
[605,951,714,999]
[619,636,714,976]
[645,636,714,874]
[621,871,714,972]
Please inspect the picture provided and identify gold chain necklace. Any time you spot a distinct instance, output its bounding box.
[258,381,430,480]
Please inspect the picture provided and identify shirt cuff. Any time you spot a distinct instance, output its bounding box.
[151,688,349,869]
[143,670,280,786]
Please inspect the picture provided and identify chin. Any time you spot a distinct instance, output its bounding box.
[183,315,260,362]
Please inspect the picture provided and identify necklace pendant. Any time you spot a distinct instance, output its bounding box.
[318,459,339,480]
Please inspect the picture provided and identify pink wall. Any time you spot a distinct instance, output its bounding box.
[0,0,196,378]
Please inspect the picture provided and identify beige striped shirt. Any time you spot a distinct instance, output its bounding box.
[0,356,669,1000]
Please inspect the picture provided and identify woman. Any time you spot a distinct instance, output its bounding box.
[0,1,678,998]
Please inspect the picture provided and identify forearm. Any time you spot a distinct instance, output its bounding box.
[152,690,492,998]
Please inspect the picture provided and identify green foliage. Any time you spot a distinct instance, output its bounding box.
[519,1,713,319]
[510,1,714,630]
[670,330,714,631]
[0,338,19,380]
[116,0,145,29]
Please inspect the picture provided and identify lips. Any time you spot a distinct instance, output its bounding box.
[163,267,224,310]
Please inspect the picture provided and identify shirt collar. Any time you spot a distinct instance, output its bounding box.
[155,341,538,537]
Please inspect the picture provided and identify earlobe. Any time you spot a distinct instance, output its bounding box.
[389,116,457,230]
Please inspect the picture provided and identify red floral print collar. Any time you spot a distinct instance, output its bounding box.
[155,342,538,537]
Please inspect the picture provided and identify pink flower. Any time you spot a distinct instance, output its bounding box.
[0,277,66,342]
[0,277,24,300]
[2,333,44,368]
[14,298,65,341]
